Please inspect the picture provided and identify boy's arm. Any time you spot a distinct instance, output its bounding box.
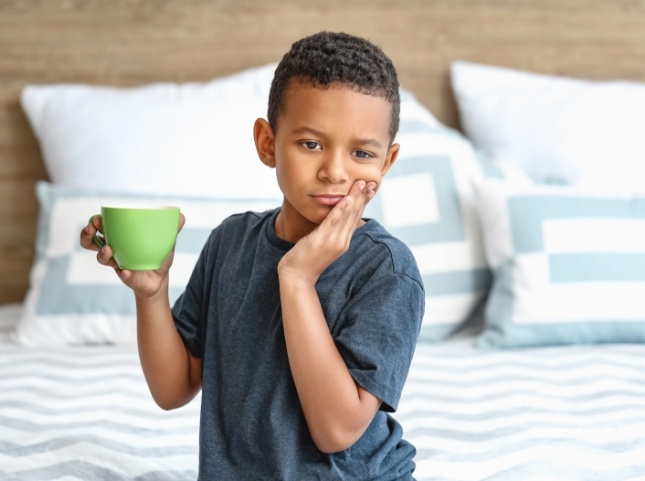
[81,215,201,410]
[278,180,381,454]
[135,286,202,410]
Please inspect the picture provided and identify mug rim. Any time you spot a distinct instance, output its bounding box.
[101,204,179,210]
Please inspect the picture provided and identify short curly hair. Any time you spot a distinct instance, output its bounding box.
[268,31,400,144]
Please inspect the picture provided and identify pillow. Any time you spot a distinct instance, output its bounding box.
[476,176,645,348]
[365,90,507,341]
[20,59,504,342]
[20,63,283,199]
[451,61,645,193]
[11,182,280,346]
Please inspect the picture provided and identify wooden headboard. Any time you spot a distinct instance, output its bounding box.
[2,0,645,304]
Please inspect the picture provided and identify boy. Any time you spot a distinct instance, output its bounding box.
[81,31,424,480]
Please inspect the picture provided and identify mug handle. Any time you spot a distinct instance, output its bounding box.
[88,216,106,249]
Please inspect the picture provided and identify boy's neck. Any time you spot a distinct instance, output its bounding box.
[274,204,316,243]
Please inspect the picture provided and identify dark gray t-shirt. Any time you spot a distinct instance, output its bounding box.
[172,208,425,481]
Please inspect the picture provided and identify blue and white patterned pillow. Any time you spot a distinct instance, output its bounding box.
[12,182,281,346]
[476,177,645,348]
[365,91,502,341]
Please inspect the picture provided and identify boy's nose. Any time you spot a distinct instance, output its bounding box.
[318,152,348,184]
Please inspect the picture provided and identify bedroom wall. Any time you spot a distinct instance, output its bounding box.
[2,0,645,305]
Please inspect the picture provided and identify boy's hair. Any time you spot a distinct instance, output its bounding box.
[268,31,401,144]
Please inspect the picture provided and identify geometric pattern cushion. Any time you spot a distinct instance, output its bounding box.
[476,177,645,348]
[12,182,280,346]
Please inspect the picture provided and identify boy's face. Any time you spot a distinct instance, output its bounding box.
[255,82,399,242]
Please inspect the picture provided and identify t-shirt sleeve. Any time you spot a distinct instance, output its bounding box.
[334,272,425,413]
[171,231,214,359]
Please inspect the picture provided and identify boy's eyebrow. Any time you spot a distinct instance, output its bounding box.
[292,126,384,150]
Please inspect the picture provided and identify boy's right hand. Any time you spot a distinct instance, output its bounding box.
[80,214,186,299]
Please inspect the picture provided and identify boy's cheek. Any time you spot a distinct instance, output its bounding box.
[366,173,384,191]
[361,167,385,185]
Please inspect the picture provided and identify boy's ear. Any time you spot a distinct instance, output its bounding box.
[380,143,400,177]
[254,118,276,168]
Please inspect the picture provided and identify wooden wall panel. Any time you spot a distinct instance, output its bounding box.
[1,0,645,304]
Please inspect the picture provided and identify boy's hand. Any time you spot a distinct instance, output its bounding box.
[80,213,186,299]
[278,180,376,283]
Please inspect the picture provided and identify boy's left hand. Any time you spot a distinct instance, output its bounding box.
[278,180,377,283]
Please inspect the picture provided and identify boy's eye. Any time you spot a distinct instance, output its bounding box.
[302,141,322,150]
[353,150,373,159]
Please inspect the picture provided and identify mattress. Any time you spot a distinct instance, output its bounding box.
[2,328,645,480]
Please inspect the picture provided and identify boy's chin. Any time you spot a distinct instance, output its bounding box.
[302,209,333,228]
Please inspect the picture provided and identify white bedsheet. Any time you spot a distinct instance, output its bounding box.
[2,307,645,480]
[401,341,645,481]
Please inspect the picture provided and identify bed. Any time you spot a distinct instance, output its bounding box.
[2,1,645,480]
[4,315,645,480]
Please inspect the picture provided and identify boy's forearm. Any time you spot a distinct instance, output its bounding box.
[279,275,381,453]
[135,283,201,410]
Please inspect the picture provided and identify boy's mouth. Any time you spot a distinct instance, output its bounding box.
[311,194,345,206]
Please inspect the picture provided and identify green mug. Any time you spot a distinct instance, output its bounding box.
[90,205,181,271]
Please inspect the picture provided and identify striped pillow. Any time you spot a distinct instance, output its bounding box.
[476,178,645,348]
[12,182,280,346]
[365,91,502,341]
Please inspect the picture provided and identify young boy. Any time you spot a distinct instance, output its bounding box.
[81,31,424,480]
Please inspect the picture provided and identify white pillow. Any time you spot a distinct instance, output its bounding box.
[476,175,645,348]
[451,61,645,193]
[21,63,282,199]
[12,182,280,346]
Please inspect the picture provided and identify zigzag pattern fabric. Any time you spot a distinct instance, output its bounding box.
[2,341,645,480]
[0,345,200,480]
[401,342,645,480]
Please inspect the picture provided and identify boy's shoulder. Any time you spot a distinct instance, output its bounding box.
[210,207,278,235]
[201,208,279,255]
[360,218,414,256]
[355,219,423,285]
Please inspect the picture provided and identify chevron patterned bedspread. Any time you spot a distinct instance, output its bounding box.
[2,340,645,481]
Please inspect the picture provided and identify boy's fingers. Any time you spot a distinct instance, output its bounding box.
[91,215,103,232]
[96,245,120,271]
[317,179,376,245]
[81,215,104,251]
[345,180,374,219]
[118,268,134,284]
[346,181,376,232]
[330,180,369,239]
[350,180,376,206]
[363,182,377,205]
[89,214,104,236]
[349,181,368,222]
[81,224,100,251]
